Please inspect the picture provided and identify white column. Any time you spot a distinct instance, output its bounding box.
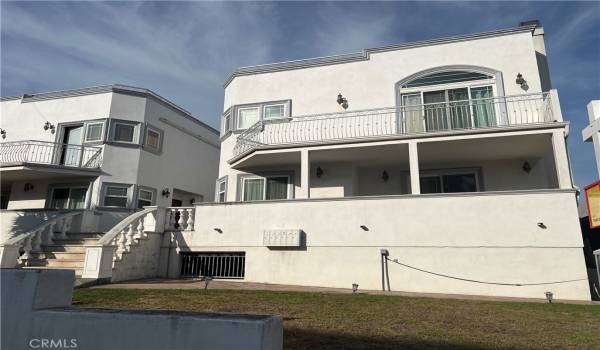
[551,130,572,189]
[299,149,310,199]
[409,141,420,194]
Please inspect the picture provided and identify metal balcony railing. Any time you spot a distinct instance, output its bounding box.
[0,140,103,169]
[232,91,557,159]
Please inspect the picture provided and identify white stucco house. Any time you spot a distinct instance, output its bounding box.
[0,85,220,277]
[170,20,588,301]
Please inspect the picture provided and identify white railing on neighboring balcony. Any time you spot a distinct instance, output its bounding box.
[233,91,556,158]
[2,211,81,265]
[164,207,195,231]
[0,140,103,168]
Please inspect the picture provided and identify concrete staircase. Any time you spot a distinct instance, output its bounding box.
[22,233,102,278]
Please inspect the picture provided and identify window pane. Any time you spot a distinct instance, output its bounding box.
[420,176,442,194]
[104,197,128,207]
[219,181,226,192]
[443,174,477,193]
[266,176,288,200]
[243,179,264,201]
[471,86,496,127]
[69,188,87,209]
[138,199,152,209]
[139,190,153,201]
[264,105,285,119]
[423,91,449,131]
[402,94,423,133]
[51,188,70,209]
[107,186,128,197]
[223,115,230,132]
[448,88,471,129]
[114,124,135,142]
[238,108,259,129]
[146,129,160,149]
[219,192,225,202]
[85,123,103,141]
[404,71,492,88]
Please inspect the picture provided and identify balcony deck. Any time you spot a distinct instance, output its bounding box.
[231,91,561,163]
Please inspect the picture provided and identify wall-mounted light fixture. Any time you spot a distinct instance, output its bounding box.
[23,183,34,192]
[213,228,223,233]
[522,161,532,174]
[382,170,389,182]
[515,73,529,91]
[0,128,6,139]
[316,166,324,178]
[43,122,56,134]
[537,222,547,229]
[336,93,348,109]
[161,188,171,198]
[352,283,359,293]
[360,225,369,231]
[545,291,553,303]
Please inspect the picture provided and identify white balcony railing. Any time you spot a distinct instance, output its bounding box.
[0,140,103,169]
[233,91,557,159]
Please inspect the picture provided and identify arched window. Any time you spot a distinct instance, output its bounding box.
[398,69,498,133]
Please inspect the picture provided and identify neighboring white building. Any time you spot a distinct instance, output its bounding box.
[0,85,219,276]
[582,100,600,178]
[171,21,588,300]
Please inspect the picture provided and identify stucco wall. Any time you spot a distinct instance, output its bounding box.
[180,190,590,300]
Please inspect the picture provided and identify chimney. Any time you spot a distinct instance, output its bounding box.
[520,20,552,92]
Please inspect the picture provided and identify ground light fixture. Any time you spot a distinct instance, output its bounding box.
[545,291,553,303]
[352,283,359,293]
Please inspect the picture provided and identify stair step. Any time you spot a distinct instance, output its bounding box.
[50,238,100,245]
[42,245,89,253]
[26,259,84,268]
[22,266,82,277]
[33,252,85,260]
[64,233,103,239]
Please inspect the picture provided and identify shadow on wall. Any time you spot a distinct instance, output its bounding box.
[0,210,63,243]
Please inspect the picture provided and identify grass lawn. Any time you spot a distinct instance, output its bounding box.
[73,288,599,350]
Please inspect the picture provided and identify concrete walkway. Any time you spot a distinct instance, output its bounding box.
[92,278,599,305]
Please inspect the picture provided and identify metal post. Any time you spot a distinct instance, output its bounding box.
[594,249,600,295]
[380,249,389,291]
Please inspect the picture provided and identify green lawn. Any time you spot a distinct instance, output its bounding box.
[73,288,599,350]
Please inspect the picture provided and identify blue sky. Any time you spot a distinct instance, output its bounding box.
[1,1,599,188]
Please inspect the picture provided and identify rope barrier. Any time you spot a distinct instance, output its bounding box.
[385,257,587,286]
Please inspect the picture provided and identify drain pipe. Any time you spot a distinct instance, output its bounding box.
[380,249,390,291]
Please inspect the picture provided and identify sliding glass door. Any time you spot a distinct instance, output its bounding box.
[242,176,290,201]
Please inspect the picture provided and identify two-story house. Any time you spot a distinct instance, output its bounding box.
[170,21,590,300]
[0,85,220,277]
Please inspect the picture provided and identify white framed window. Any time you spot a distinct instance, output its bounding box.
[49,186,87,209]
[84,122,104,142]
[237,107,260,129]
[144,126,162,152]
[241,175,290,201]
[216,177,227,202]
[263,104,285,120]
[419,170,479,194]
[222,113,231,135]
[110,121,138,144]
[137,188,153,208]
[103,185,130,207]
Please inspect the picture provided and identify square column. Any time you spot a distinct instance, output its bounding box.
[409,141,420,194]
[299,149,310,199]
[551,130,573,189]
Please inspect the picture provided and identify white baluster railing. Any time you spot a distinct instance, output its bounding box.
[2,211,82,266]
[164,207,195,231]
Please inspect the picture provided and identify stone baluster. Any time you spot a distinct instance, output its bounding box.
[135,218,144,240]
[176,209,185,231]
[186,209,194,231]
[57,217,68,239]
[20,236,33,261]
[43,223,56,245]
[116,231,127,260]
[31,229,43,252]
[164,210,171,230]
[125,223,135,252]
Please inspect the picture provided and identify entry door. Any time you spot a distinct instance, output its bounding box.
[60,126,83,166]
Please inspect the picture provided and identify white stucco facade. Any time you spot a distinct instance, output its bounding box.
[170,22,591,300]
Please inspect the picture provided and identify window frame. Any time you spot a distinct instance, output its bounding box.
[108,120,140,145]
[419,168,481,194]
[263,103,286,120]
[238,173,292,202]
[143,124,164,154]
[100,183,133,208]
[230,100,292,131]
[48,185,89,209]
[136,187,155,208]
[83,121,105,143]
[215,176,228,202]
[237,106,260,130]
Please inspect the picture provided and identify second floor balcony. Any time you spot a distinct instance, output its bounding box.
[232,91,561,162]
[0,140,103,169]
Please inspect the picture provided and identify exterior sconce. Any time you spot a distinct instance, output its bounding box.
[352,283,359,293]
[522,161,532,173]
[214,228,223,233]
[23,183,34,192]
[545,291,553,303]
[316,166,324,178]
[0,128,6,139]
[161,188,171,198]
[43,121,56,134]
[336,93,348,109]
[190,198,195,205]
[537,222,547,229]
[516,73,529,90]
[360,225,369,231]
[382,170,389,182]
